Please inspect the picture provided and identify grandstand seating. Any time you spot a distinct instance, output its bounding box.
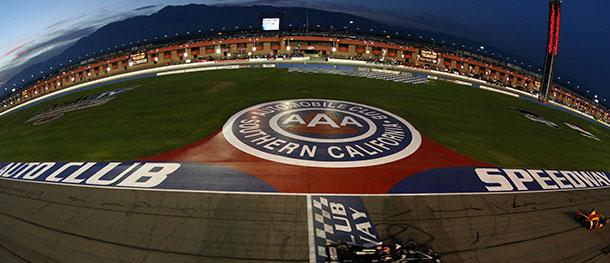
[284,64,429,85]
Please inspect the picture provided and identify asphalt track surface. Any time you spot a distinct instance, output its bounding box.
[2,179,610,262]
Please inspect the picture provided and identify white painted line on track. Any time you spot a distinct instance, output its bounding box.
[2,176,610,197]
[307,195,316,263]
[480,85,519,98]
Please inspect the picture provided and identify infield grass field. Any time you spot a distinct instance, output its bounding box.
[0,68,609,170]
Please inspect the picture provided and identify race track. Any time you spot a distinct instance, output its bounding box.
[2,179,610,262]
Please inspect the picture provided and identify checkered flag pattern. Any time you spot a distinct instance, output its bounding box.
[311,196,334,260]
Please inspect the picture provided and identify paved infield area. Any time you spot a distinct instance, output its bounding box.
[2,180,610,262]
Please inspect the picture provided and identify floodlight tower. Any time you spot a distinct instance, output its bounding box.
[539,0,562,102]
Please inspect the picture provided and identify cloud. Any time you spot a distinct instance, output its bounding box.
[17,27,96,58]
[0,3,163,90]
[2,43,27,57]
[44,13,89,31]
[0,27,96,76]
[134,5,159,11]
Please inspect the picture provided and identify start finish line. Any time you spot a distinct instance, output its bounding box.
[0,162,609,194]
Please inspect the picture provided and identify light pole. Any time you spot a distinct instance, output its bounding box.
[539,0,562,102]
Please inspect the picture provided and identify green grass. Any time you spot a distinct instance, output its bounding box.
[0,68,609,170]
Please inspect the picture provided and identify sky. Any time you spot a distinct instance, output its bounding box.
[0,0,608,106]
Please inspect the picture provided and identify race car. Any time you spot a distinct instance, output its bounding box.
[575,209,610,230]
[325,239,441,263]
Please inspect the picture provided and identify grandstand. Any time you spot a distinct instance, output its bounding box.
[283,64,429,84]
[1,32,608,125]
